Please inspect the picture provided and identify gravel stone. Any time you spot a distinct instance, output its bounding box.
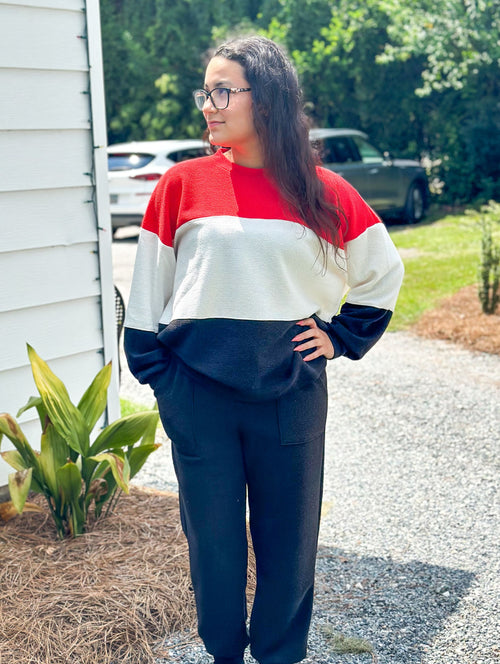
[120,330,499,664]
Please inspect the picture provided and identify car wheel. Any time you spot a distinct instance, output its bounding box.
[404,182,425,224]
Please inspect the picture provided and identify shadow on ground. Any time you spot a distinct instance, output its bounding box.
[308,546,475,663]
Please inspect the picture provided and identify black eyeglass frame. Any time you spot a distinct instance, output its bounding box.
[192,87,252,111]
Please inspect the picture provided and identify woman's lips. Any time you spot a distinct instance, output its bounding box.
[207,121,224,129]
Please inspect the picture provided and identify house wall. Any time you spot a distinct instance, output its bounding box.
[0,0,119,488]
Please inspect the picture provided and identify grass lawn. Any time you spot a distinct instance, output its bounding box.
[120,397,154,417]
[387,205,497,330]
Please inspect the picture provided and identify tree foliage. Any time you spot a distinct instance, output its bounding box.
[99,0,500,203]
[101,0,259,143]
[379,0,500,202]
[263,0,429,157]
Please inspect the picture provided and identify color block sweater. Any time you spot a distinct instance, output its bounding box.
[124,149,404,400]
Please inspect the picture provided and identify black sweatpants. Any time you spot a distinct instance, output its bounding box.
[154,356,327,664]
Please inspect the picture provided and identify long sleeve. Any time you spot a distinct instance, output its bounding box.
[124,327,171,386]
[123,177,177,386]
[318,169,404,360]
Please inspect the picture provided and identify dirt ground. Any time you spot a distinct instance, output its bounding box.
[412,283,500,355]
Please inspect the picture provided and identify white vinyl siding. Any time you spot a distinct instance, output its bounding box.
[0,130,93,192]
[0,3,88,71]
[0,0,118,488]
[0,70,91,131]
[0,187,97,251]
[0,244,101,315]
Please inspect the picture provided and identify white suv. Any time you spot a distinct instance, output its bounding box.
[107,139,209,230]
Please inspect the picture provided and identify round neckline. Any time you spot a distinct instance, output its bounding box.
[214,148,267,175]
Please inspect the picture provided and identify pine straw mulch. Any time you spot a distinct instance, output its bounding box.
[412,283,500,355]
[0,487,256,664]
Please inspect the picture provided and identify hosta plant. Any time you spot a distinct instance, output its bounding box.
[0,345,160,539]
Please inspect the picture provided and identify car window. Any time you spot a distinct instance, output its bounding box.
[167,147,209,162]
[352,137,383,164]
[318,137,360,164]
[108,153,155,171]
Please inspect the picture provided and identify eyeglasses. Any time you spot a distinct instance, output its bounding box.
[192,87,252,111]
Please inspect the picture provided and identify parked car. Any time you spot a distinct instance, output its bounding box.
[107,139,210,230]
[310,128,429,223]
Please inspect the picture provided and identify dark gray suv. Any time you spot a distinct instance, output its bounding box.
[310,128,430,223]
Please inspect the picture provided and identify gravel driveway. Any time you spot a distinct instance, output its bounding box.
[114,232,499,664]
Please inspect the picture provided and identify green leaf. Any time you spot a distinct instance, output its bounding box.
[77,362,112,431]
[0,413,29,448]
[56,462,83,505]
[27,345,90,456]
[1,449,29,471]
[39,422,70,500]
[0,413,41,470]
[8,468,32,513]
[128,442,161,479]
[89,411,159,455]
[56,462,85,536]
[29,475,44,494]
[16,395,47,425]
[89,452,130,494]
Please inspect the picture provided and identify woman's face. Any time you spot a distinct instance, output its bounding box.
[203,56,262,165]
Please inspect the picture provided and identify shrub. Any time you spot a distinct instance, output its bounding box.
[478,207,500,314]
[0,345,160,538]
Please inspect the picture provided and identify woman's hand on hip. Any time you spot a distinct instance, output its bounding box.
[292,318,335,361]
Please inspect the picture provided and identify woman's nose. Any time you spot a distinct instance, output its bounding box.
[203,95,216,112]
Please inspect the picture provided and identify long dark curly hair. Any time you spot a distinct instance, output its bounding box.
[212,35,345,254]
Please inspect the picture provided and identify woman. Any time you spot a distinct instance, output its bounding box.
[124,36,403,664]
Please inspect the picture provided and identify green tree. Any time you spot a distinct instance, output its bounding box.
[263,0,429,158]
[100,0,260,144]
[99,0,499,204]
[379,0,500,202]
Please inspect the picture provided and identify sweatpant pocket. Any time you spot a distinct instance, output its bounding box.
[277,372,328,445]
[154,358,197,457]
